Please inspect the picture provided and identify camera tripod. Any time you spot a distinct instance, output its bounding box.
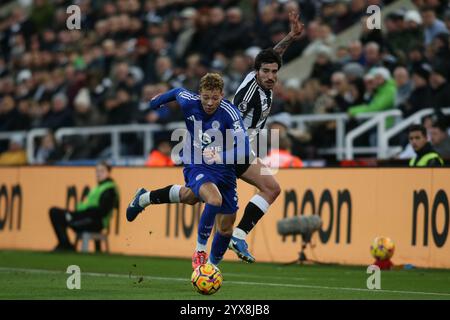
[284,233,319,265]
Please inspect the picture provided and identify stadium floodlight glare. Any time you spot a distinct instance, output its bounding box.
[277,215,322,264]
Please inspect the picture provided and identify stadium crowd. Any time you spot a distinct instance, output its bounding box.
[0,0,450,165]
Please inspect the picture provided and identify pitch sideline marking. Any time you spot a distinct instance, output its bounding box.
[1,267,450,297]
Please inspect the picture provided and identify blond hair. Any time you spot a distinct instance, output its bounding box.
[199,73,224,92]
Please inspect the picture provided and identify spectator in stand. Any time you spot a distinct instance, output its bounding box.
[348,78,366,106]
[333,0,356,34]
[420,6,449,46]
[384,11,407,57]
[430,118,450,159]
[282,78,302,115]
[262,133,303,169]
[444,10,450,31]
[214,7,253,57]
[104,89,134,125]
[40,93,73,130]
[0,134,27,166]
[393,66,413,108]
[145,139,175,167]
[329,71,353,112]
[407,44,429,71]
[224,53,252,99]
[348,40,365,65]
[402,10,425,54]
[309,45,338,86]
[35,130,62,164]
[429,62,450,110]
[348,67,397,123]
[363,42,382,71]
[0,95,30,131]
[302,23,335,57]
[400,63,432,118]
[359,15,384,49]
[254,4,280,49]
[431,32,450,68]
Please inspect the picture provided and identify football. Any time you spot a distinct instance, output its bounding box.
[370,236,395,261]
[191,263,223,295]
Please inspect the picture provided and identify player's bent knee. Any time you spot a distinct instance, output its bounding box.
[185,197,199,205]
[180,187,199,205]
[207,196,222,207]
[218,229,233,237]
[261,178,281,203]
[216,214,235,236]
[271,181,281,199]
[217,225,233,237]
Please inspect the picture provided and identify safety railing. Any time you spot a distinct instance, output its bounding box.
[0,131,27,142]
[378,107,450,159]
[290,112,387,160]
[290,113,348,160]
[345,110,403,160]
[24,122,185,164]
[4,111,408,164]
[7,107,446,164]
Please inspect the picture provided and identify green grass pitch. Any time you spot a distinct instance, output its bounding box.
[1,250,450,300]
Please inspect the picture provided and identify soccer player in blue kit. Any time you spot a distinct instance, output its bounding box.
[127,73,250,268]
[127,11,304,265]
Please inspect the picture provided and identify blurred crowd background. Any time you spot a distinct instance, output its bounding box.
[1,0,450,166]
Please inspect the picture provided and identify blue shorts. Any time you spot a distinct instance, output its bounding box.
[183,166,238,214]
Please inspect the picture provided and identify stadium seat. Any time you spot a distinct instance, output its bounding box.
[75,232,110,253]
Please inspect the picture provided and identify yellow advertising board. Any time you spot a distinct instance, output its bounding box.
[0,167,449,268]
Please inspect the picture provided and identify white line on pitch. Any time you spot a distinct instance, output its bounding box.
[1,267,450,297]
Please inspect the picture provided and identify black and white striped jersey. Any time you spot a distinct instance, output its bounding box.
[233,71,273,136]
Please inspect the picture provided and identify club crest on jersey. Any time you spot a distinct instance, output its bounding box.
[198,131,212,146]
[212,120,220,130]
[238,101,248,112]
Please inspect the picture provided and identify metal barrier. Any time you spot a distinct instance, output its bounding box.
[345,110,403,160]
[0,131,27,142]
[290,113,348,160]
[25,122,185,164]
[0,111,404,164]
[290,112,386,160]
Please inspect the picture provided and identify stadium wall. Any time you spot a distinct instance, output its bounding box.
[0,167,449,268]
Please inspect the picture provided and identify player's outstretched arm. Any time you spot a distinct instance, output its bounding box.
[273,10,305,57]
[148,88,183,110]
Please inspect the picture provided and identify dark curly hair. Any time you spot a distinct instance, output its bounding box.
[254,48,282,71]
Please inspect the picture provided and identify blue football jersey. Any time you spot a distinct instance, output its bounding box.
[150,88,250,172]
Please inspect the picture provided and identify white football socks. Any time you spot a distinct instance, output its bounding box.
[232,227,247,240]
[196,242,207,252]
[139,192,151,208]
[169,185,182,202]
[250,194,270,213]
[138,185,182,208]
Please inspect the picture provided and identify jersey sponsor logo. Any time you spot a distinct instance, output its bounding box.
[195,174,204,181]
